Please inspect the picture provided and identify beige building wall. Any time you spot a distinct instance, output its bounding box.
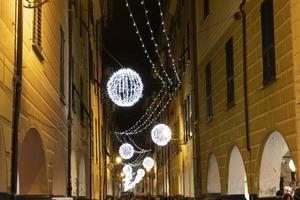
[0,0,106,198]
[155,0,195,198]
[0,0,69,195]
[195,0,298,197]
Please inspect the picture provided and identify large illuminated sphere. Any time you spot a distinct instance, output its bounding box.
[151,124,172,146]
[143,157,154,170]
[137,168,145,177]
[122,164,133,175]
[119,143,134,160]
[107,68,143,107]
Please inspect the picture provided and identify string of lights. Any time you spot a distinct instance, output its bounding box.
[125,0,166,86]
[115,85,166,135]
[115,0,172,136]
[116,87,168,135]
[116,0,180,136]
[140,0,172,85]
[121,85,179,135]
[157,0,181,84]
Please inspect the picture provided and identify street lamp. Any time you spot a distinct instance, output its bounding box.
[116,156,122,164]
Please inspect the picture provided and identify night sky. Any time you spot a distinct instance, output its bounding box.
[103,0,162,147]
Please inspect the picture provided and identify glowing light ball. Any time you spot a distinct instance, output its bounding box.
[143,157,154,171]
[107,68,143,107]
[137,168,145,177]
[122,164,133,175]
[151,123,172,146]
[119,143,134,160]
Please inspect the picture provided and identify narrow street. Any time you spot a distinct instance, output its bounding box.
[0,0,300,200]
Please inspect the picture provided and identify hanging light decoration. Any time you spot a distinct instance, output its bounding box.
[143,157,154,171]
[151,123,172,146]
[122,164,133,175]
[107,68,143,107]
[119,143,135,160]
[137,168,145,177]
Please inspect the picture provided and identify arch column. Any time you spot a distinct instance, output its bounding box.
[227,146,249,199]
[18,128,48,195]
[259,131,294,197]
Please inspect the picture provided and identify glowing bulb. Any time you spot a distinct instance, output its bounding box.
[123,164,133,175]
[137,168,145,177]
[119,143,134,160]
[143,157,154,171]
[151,124,172,146]
[116,157,122,164]
[107,68,143,107]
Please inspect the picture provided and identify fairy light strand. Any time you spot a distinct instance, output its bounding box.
[140,0,172,85]
[157,0,181,84]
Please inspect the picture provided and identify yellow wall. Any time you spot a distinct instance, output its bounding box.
[0,0,105,198]
[195,0,297,196]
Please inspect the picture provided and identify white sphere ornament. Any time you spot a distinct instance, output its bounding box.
[137,168,145,177]
[143,157,154,171]
[151,124,172,146]
[107,68,143,107]
[119,143,134,160]
[122,164,133,175]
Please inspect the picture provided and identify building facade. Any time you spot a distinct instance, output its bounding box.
[0,0,107,199]
[155,0,300,199]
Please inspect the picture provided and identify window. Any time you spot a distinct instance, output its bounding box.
[204,0,209,19]
[183,94,193,143]
[60,26,65,100]
[261,0,276,85]
[32,2,44,61]
[205,63,213,121]
[226,37,234,108]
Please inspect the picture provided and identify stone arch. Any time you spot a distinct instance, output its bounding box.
[71,151,78,196]
[78,156,86,197]
[52,144,67,195]
[207,154,221,193]
[0,126,7,192]
[228,146,249,199]
[19,128,48,194]
[259,131,294,197]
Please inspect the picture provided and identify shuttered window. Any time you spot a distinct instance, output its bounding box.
[32,2,44,61]
[205,63,213,121]
[226,37,234,108]
[261,0,276,85]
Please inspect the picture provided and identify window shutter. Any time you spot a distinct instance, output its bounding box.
[205,63,213,120]
[261,0,276,84]
[226,37,234,107]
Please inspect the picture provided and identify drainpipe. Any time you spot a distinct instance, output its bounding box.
[240,0,250,152]
[67,0,73,197]
[240,0,254,197]
[190,1,202,199]
[11,0,23,199]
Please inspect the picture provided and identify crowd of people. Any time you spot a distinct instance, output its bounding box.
[277,187,300,200]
